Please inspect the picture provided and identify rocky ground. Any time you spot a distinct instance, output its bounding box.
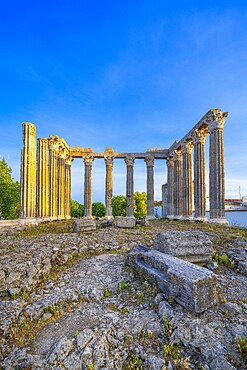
[0,219,246,369]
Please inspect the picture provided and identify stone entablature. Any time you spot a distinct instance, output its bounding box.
[19,108,228,225]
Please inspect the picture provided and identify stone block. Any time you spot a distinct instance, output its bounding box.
[72,219,96,233]
[154,230,212,264]
[136,218,149,226]
[115,216,136,228]
[126,246,217,313]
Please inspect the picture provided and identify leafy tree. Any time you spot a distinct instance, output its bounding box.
[70,200,84,218]
[0,159,20,219]
[92,202,105,217]
[112,195,127,216]
[134,191,147,219]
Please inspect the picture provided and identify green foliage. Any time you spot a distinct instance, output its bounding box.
[70,200,84,218]
[92,202,105,217]
[0,159,20,219]
[112,192,147,218]
[104,288,111,297]
[118,280,129,291]
[123,351,143,369]
[134,192,147,219]
[112,195,127,216]
[237,337,247,357]
[212,252,235,269]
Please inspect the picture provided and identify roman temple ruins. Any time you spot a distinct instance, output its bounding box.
[19,108,228,225]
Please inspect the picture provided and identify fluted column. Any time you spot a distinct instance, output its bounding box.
[208,111,228,224]
[125,155,135,217]
[20,122,37,223]
[145,156,155,219]
[83,155,94,218]
[104,156,114,219]
[193,128,207,221]
[182,141,193,220]
[37,138,49,219]
[166,157,174,219]
[65,157,72,219]
[58,150,66,219]
[49,142,59,220]
[173,149,182,219]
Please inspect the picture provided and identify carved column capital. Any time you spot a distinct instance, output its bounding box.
[104,156,114,166]
[192,128,208,145]
[206,110,228,133]
[181,140,193,155]
[65,156,73,165]
[173,149,182,161]
[125,155,135,166]
[166,156,174,168]
[145,155,154,167]
[83,155,94,165]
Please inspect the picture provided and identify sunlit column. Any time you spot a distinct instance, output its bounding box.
[37,138,49,219]
[145,155,155,219]
[182,140,193,220]
[104,156,114,219]
[173,149,182,219]
[125,155,135,217]
[83,155,94,218]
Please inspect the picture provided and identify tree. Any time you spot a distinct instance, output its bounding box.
[0,159,20,219]
[92,202,105,218]
[112,195,127,216]
[134,191,147,219]
[70,200,84,218]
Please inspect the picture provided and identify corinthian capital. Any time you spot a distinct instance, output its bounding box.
[145,155,154,167]
[125,155,135,166]
[104,156,114,166]
[181,140,193,155]
[192,127,208,145]
[166,156,174,168]
[83,155,94,165]
[206,109,228,132]
[173,149,182,161]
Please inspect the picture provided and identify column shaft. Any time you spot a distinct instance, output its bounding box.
[20,122,37,220]
[37,139,49,218]
[104,157,114,218]
[173,150,182,219]
[84,156,93,218]
[182,141,193,219]
[166,157,174,218]
[209,117,227,223]
[145,156,154,219]
[193,128,207,221]
[125,155,135,217]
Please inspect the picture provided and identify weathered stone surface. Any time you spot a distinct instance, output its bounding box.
[154,230,213,264]
[72,219,96,233]
[136,218,149,226]
[127,245,217,313]
[47,337,74,365]
[115,216,136,228]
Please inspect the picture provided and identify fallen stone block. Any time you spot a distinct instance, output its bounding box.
[72,219,96,233]
[136,218,149,226]
[115,216,136,228]
[127,246,217,313]
[154,230,213,264]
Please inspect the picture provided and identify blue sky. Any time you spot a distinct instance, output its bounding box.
[0,0,247,202]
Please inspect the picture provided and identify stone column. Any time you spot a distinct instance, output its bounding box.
[208,111,228,224]
[83,155,94,218]
[193,128,207,222]
[125,155,135,217]
[65,157,72,219]
[58,150,66,220]
[104,156,114,219]
[166,157,174,219]
[20,122,37,224]
[37,138,49,220]
[145,156,155,219]
[181,140,193,220]
[49,141,59,220]
[173,149,182,219]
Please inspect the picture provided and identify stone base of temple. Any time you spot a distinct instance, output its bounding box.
[115,216,136,228]
[36,217,53,223]
[18,218,39,226]
[104,216,114,220]
[209,218,229,225]
[166,215,174,220]
[173,215,182,220]
[145,215,155,220]
[194,216,208,223]
[65,215,71,220]
[180,215,194,221]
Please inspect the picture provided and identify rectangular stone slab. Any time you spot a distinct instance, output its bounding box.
[115,216,136,228]
[154,231,213,265]
[127,246,217,313]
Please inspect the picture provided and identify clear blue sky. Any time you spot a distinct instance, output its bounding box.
[0,0,247,202]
